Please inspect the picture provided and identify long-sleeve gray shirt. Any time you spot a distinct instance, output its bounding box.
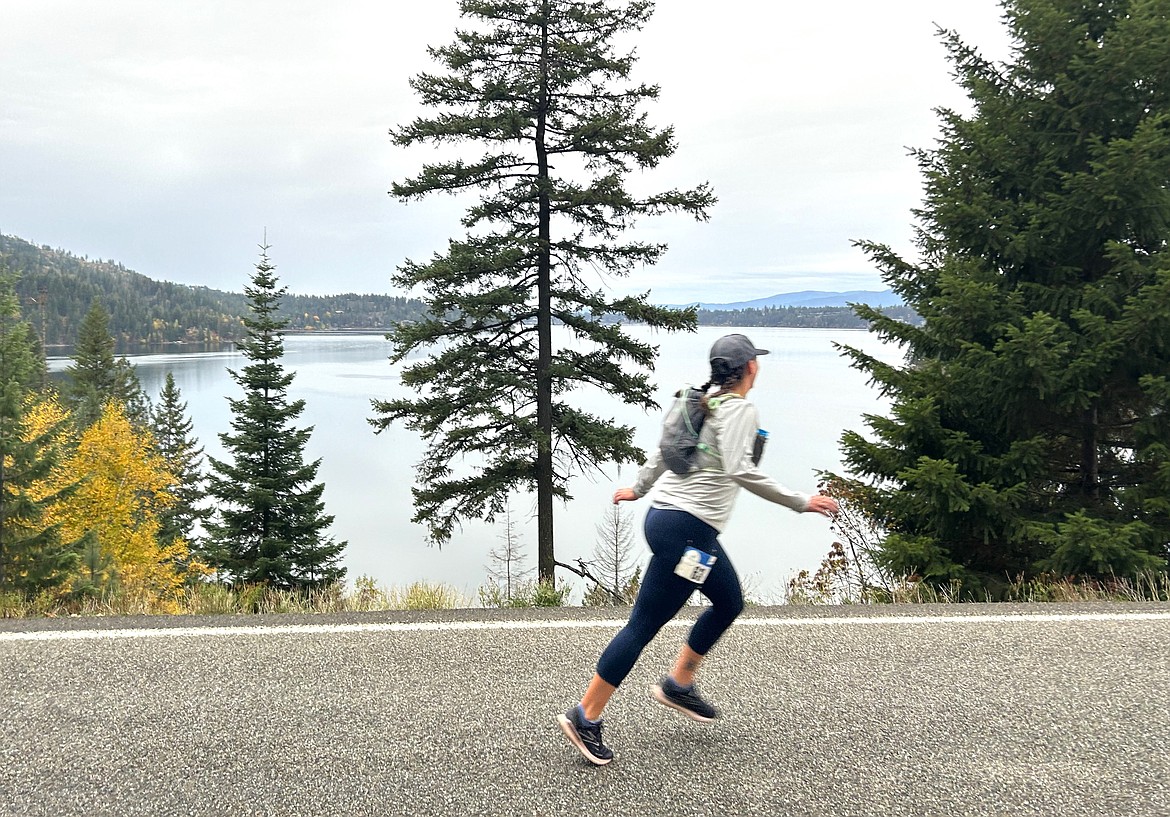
[632,394,810,532]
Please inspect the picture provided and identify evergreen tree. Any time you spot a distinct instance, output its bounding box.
[65,299,149,426]
[151,372,207,557]
[371,0,714,581]
[838,0,1170,591]
[206,246,346,590]
[0,274,78,592]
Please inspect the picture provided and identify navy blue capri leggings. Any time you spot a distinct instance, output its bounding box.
[596,507,745,688]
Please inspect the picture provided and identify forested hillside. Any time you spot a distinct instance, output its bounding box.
[0,234,918,348]
[697,304,920,328]
[0,234,428,349]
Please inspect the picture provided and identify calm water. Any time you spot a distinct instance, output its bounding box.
[51,326,901,602]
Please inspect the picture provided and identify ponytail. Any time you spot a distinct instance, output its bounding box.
[699,362,746,413]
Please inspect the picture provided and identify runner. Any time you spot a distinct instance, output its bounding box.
[558,333,839,765]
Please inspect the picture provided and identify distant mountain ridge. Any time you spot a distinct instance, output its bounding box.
[0,234,428,349]
[1,233,908,346]
[673,290,902,310]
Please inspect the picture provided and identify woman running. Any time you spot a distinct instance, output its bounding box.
[558,333,839,765]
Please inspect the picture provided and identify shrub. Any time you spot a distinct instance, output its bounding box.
[348,575,390,611]
[386,582,465,610]
[183,583,237,615]
[478,578,570,608]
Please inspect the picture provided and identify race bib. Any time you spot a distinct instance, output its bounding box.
[674,547,717,584]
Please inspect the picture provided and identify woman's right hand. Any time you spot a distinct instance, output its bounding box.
[804,494,839,517]
[612,487,638,504]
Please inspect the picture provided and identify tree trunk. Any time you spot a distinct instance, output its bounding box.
[1081,401,1100,501]
[534,5,555,583]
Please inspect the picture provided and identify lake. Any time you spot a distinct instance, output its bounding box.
[51,326,901,603]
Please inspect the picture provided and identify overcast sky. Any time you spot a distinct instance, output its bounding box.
[1,1,1014,304]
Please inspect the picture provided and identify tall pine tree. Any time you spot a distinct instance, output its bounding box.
[838,0,1170,591]
[206,246,346,590]
[371,0,714,580]
[0,274,79,593]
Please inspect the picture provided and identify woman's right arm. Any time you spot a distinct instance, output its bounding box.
[614,454,664,503]
[630,446,667,498]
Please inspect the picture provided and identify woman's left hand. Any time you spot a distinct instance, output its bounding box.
[613,487,638,504]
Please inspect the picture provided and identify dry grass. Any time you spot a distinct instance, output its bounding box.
[4,572,1167,619]
[1002,572,1170,603]
[783,570,1170,605]
[0,576,469,619]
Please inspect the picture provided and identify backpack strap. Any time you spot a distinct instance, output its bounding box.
[706,393,742,411]
[697,393,742,465]
[680,387,702,439]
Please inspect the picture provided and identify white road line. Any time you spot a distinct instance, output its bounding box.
[1,611,1168,643]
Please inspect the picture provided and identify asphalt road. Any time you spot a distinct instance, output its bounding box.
[2,603,1168,817]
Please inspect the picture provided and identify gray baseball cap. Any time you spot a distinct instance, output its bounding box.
[709,333,769,368]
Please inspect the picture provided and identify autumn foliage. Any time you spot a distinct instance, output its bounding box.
[19,396,206,609]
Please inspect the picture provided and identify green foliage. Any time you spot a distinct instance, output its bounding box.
[205,246,347,591]
[480,577,571,608]
[0,588,67,618]
[837,0,1170,591]
[372,0,714,581]
[64,299,149,426]
[531,578,571,607]
[582,565,641,606]
[181,582,238,615]
[0,274,80,593]
[478,582,524,608]
[348,574,392,611]
[1031,511,1163,577]
[150,372,207,558]
[387,581,467,610]
[0,233,429,349]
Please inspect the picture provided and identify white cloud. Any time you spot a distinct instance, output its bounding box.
[1,0,1011,300]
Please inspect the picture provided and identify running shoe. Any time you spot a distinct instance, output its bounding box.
[651,677,718,722]
[557,706,614,766]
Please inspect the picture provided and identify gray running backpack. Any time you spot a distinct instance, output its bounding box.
[659,387,713,474]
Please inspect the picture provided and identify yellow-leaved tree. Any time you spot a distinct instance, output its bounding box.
[31,398,203,608]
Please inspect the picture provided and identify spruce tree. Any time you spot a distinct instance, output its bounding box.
[0,274,78,592]
[371,0,715,581]
[838,0,1170,590]
[205,247,346,590]
[151,372,206,555]
[65,299,149,426]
